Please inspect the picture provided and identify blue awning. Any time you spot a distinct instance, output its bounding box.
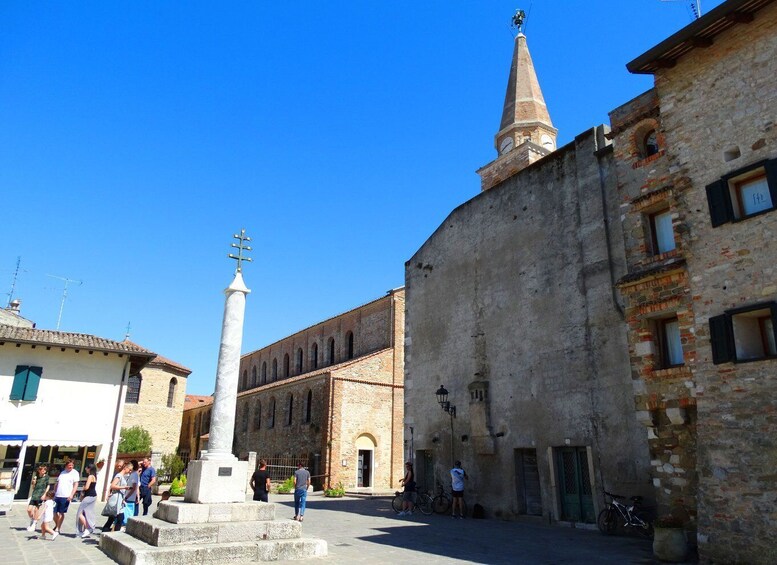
[0,434,28,447]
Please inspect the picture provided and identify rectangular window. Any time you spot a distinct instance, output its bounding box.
[10,366,43,401]
[656,317,683,368]
[710,302,777,364]
[706,158,777,226]
[649,209,676,255]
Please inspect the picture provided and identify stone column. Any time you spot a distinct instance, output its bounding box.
[185,272,251,504]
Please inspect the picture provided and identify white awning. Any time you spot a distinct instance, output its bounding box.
[25,440,106,447]
[0,435,28,446]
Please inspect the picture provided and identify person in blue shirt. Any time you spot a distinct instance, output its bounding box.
[139,457,157,516]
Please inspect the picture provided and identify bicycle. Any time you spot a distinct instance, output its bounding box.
[392,490,433,516]
[431,484,467,516]
[597,490,653,539]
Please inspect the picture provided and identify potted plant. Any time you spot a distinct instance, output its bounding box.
[324,482,345,498]
[653,515,688,562]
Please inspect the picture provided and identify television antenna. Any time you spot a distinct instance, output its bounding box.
[661,1,702,20]
[46,274,82,330]
[5,256,23,308]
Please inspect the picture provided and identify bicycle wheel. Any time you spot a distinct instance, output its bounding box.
[417,494,434,515]
[392,493,404,513]
[597,508,618,535]
[433,495,451,514]
[632,510,654,539]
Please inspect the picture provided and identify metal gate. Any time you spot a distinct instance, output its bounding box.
[556,447,595,523]
[514,448,543,516]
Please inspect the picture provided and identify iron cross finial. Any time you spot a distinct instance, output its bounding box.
[228,229,253,273]
[511,9,526,33]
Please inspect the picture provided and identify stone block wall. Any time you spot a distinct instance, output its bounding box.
[652,4,777,562]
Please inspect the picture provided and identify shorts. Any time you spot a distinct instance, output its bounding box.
[452,490,464,498]
[253,491,269,502]
[402,491,417,503]
[54,497,70,514]
[28,499,43,507]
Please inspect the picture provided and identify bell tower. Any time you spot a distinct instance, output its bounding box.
[477,11,557,192]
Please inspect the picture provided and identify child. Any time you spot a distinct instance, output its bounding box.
[39,491,57,540]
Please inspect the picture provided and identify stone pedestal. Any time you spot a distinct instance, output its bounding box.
[100,501,327,564]
[185,460,248,504]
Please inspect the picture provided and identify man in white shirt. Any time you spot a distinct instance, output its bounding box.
[450,460,468,519]
[53,460,80,533]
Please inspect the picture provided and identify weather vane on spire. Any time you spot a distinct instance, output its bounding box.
[511,9,527,34]
[228,229,253,273]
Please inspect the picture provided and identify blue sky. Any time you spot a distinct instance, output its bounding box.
[0,1,722,395]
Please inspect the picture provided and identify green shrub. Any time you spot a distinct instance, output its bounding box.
[170,477,186,496]
[180,474,187,487]
[118,426,152,453]
[324,482,345,498]
[276,476,295,494]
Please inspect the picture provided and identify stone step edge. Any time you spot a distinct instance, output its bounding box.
[127,516,303,547]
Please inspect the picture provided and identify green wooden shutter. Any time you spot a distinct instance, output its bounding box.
[23,366,42,401]
[10,366,29,400]
[709,314,734,364]
[765,158,777,206]
[706,179,733,227]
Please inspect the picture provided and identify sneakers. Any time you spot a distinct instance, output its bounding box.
[50,531,59,540]
[81,529,91,538]
[26,523,36,532]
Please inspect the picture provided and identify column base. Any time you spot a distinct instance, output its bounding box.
[185,459,248,504]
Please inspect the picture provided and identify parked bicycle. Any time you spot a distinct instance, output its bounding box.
[597,490,653,538]
[392,490,433,516]
[431,484,467,516]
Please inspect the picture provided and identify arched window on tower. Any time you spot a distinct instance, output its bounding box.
[261,361,267,384]
[644,130,659,157]
[272,359,278,381]
[167,378,177,408]
[296,348,303,374]
[328,338,335,365]
[346,331,354,360]
[126,374,142,404]
[305,390,312,423]
[283,354,290,378]
[311,343,318,370]
[287,393,294,426]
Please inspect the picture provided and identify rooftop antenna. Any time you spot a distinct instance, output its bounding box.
[5,256,22,308]
[46,274,82,330]
[228,228,253,273]
[124,321,132,341]
[660,1,702,20]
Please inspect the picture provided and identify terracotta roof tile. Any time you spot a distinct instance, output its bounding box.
[0,324,156,357]
[184,394,214,411]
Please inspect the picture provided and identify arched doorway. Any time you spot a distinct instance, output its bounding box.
[355,435,376,488]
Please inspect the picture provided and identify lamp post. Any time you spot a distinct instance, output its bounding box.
[435,385,456,465]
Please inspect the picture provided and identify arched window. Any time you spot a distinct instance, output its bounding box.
[167,378,177,408]
[126,374,142,404]
[269,398,276,428]
[644,130,659,157]
[305,390,312,423]
[251,366,257,387]
[296,348,303,373]
[283,354,290,378]
[346,331,354,360]
[287,394,294,426]
[261,362,267,384]
[241,403,249,432]
[311,343,318,370]
[328,338,335,365]
[254,400,261,430]
[272,359,278,381]
[241,369,248,391]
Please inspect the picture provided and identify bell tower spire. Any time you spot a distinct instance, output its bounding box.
[477,11,557,192]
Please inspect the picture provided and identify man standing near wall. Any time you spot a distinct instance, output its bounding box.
[293,463,311,522]
[139,457,157,516]
[250,459,271,502]
[53,460,80,533]
[450,461,468,519]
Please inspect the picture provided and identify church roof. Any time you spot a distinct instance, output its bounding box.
[499,33,553,133]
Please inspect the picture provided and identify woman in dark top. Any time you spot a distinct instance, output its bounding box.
[76,464,98,537]
[398,462,416,516]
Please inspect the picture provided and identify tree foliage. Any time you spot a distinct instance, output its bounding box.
[161,453,185,481]
[118,426,153,453]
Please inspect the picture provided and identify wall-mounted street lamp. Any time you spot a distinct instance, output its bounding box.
[435,385,456,465]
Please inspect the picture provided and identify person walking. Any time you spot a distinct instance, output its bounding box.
[139,457,157,516]
[450,460,468,519]
[398,462,416,517]
[109,461,133,532]
[293,463,310,522]
[250,459,271,502]
[52,460,80,534]
[26,464,49,532]
[126,460,140,518]
[39,491,57,540]
[75,464,98,538]
[101,459,124,531]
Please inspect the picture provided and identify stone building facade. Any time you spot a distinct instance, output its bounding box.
[121,350,191,457]
[617,1,777,562]
[232,289,404,490]
[178,394,213,466]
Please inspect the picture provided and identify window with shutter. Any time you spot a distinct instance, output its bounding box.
[9,365,43,401]
[710,302,777,363]
[706,158,777,226]
[709,314,734,364]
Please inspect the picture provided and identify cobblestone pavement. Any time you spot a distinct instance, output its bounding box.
[2,493,658,564]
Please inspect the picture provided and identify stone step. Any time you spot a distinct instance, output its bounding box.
[154,500,275,524]
[127,515,302,547]
[100,531,327,565]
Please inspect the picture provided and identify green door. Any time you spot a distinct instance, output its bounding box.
[556,447,595,523]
